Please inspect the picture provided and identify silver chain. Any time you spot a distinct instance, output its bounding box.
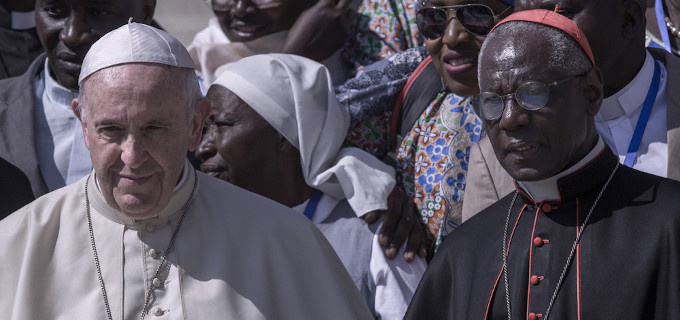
[85,171,199,320]
[503,162,619,320]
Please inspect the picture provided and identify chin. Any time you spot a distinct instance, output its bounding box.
[444,77,479,97]
[115,194,161,219]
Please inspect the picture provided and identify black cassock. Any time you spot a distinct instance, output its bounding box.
[406,148,680,320]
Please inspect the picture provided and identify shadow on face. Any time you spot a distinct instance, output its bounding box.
[75,63,200,219]
[209,0,312,42]
[421,0,512,97]
[196,85,289,198]
[477,23,602,181]
[35,0,155,90]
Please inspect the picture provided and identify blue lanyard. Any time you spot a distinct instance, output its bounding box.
[655,0,673,52]
[624,61,661,167]
[303,189,323,220]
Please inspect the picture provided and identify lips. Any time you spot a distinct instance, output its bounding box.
[200,163,227,179]
[442,51,478,77]
[118,174,153,186]
[505,141,540,159]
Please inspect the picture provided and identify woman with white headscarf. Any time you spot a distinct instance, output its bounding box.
[196,53,426,320]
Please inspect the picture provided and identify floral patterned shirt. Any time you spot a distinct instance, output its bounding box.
[396,93,484,249]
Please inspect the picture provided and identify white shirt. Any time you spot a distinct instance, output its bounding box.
[0,166,372,319]
[293,193,426,320]
[34,59,92,191]
[595,50,668,177]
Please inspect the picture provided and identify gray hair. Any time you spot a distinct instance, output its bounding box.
[77,65,202,124]
[479,20,593,81]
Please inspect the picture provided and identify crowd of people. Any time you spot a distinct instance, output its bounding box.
[1,0,679,319]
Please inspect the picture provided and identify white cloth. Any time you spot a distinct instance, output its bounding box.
[34,59,92,191]
[595,50,668,177]
[293,194,426,320]
[0,167,373,319]
[518,137,606,202]
[214,54,396,216]
[188,18,348,87]
[79,22,196,85]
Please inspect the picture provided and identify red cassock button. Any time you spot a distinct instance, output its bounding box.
[528,312,538,320]
[530,275,541,285]
[541,203,552,213]
[533,237,544,247]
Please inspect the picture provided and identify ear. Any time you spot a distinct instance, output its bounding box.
[187,98,211,152]
[71,98,91,149]
[584,67,604,116]
[622,0,646,39]
[141,0,157,25]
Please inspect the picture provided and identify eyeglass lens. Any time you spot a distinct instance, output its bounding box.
[416,5,496,39]
[474,83,551,120]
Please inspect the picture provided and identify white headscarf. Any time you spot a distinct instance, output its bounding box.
[213,54,395,216]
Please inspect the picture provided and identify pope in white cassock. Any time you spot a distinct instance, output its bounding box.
[0,22,373,320]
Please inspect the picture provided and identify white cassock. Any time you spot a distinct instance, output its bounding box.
[0,164,372,320]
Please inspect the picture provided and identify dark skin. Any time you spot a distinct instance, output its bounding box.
[196,86,312,207]
[424,0,512,97]
[515,0,648,97]
[196,86,427,262]
[211,0,353,62]
[478,27,604,181]
[35,0,155,91]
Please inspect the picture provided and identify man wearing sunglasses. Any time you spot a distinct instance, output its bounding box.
[463,0,680,220]
[406,10,680,319]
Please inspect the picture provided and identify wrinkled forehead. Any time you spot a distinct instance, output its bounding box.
[479,28,554,87]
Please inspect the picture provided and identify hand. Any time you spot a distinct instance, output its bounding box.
[364,186,428,262]
[281,0,355,62]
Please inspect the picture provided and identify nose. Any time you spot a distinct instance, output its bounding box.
[441,16,474,47]
[230,0,255,16]
[195,133,217,163]
[59,13,96,49]
[120,135,149,169]
[497,98,530,132]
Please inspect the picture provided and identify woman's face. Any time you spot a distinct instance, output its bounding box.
[212,0,312,42]
[423,0,511,97]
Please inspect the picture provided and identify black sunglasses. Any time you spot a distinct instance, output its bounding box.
[416,4,511,39]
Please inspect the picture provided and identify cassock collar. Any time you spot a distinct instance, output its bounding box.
[517,137,618,203]
[90,160,196,226]
[43,59,78,107]
[598,51,655,121]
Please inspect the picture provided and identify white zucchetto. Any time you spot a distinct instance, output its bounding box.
[79,21,195,84]
[213,54,396,216]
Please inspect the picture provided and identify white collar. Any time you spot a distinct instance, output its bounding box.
[43,59,78,108]
[92,160,194,226]
[292,192,342,224]
[599,51,655,121]
[518,137,606,202]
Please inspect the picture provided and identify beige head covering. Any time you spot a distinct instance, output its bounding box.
[79,21,195,85]
[213,54,395,216]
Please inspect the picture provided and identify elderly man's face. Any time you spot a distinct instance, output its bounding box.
[195,86,284,197]
[424,0,512,97]
[74,64,206,219]
[211,0,311,42]
[478,29,599,181]
[35,0,154,91]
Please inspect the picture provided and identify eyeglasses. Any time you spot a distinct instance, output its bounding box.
[416,4,511,39]
[472,72,588,121]
[206,0,281,12]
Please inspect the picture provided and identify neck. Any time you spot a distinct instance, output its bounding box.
[603,48,646,97]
